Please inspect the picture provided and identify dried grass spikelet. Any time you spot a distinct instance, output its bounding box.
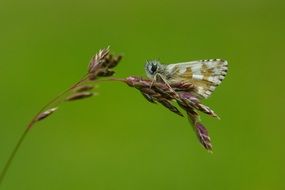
[73,85,94,92]
[122,76,216,152]
[66,92,94,101]
[63,47,122,103]
[124,76,185,116]
[36,107,58,121]
[88,47,122,80]
[178,100,213,152]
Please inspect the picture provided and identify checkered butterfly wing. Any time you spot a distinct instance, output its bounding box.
[165,59,228,99]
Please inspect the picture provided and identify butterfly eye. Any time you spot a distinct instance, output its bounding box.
[150,64,157,74]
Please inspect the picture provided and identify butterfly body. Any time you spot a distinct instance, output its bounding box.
[145,59,228,99]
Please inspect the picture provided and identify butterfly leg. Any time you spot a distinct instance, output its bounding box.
[153,73,181,99]
[149,73,161,89]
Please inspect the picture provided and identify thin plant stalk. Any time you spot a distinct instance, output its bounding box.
[0,47,122,185]
[0,75,89,185]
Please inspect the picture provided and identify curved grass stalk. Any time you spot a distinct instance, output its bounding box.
[0,75,89,185]
[0,46,121,186]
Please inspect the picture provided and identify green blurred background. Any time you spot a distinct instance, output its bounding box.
[0,0,284,189]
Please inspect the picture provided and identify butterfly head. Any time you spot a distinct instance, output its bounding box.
[145,60,162,79]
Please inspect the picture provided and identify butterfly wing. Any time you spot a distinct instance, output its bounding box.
[165,59,228,99]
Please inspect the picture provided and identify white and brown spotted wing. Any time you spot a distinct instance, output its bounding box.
[165,59,228,99]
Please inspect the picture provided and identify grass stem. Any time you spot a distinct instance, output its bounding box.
[0,75,89,186]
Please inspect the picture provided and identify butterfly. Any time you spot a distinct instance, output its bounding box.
[145,59,228,99]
